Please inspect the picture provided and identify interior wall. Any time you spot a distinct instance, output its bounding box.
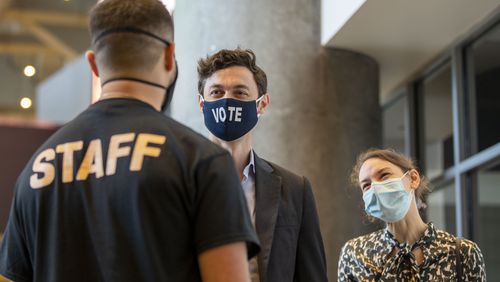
[0,122,58,232]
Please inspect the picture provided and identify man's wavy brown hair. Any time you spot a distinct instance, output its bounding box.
[197,48,267,97]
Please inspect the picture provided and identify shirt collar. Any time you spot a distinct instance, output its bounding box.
[384,222,437,249]
[242,149,256,179]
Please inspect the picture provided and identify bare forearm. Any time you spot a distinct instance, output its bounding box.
[198,242,250,282]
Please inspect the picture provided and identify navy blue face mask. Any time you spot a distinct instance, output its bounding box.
[201,96,264,141]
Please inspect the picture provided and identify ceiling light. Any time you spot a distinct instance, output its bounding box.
[23,65,36,77]
[20,97,32,109]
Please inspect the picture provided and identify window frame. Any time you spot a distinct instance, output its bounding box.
[382,9,500,240]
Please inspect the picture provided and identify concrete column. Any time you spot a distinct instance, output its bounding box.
[172,1,381,280]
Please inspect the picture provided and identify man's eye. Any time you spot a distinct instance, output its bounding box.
[362,184,371,191]
[210,90,223,96]
[234,90,248,96]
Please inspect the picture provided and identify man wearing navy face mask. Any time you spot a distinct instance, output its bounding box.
[0,1,259,281]
[197,49,327,282]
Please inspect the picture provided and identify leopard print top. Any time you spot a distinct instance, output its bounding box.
[338,223,486,281]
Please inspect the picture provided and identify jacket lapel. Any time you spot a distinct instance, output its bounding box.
[254,153,282,281]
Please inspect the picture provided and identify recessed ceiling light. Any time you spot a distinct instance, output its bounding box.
[20,97,32,109]
[23,65,36,77]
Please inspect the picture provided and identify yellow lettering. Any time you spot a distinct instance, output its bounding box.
[130,133,166,171]
[106,133,135,176]
[76,139,104,181]
[30,148,56,189]
[28,133,166,188]
[56,141,83,183]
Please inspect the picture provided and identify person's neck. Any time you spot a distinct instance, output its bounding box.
[211,135,252,180]
[386,203,428,245]
[99,79,165,111]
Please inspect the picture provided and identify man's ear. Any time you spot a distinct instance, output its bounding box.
[86,50,99,77]
[197,94,204,113]
[164,43,175,71]
[257,94,270,115]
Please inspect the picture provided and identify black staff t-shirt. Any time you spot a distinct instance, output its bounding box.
[0,98,259,282]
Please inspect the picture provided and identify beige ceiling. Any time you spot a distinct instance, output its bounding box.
[0,0,92,117]
[325,0,500,103]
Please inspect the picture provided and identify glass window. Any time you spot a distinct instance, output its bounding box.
[466,21,500,153]
[477,162,500,281]
[427,181,456,234]
[422,64,454,180]
[383,94,407,154]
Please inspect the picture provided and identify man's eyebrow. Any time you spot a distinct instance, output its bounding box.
[208,84,249,90]
[233,84,250,90]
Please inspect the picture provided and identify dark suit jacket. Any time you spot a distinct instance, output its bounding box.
[254,153,327,282]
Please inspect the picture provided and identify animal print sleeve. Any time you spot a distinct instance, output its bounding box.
[461,239,486,281]
[337,243,355,282]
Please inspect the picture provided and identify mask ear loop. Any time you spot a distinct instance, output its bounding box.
[256,95,264,105]
[198,94,206,113]
[401,170,413,188]
[401,170,416,196]
[401,170,410,179]
[256,95,265,117]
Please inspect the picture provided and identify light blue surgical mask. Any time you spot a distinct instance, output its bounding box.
[362,171,413,223]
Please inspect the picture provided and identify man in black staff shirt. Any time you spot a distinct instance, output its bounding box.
[0,1,259,281]
[197,49,327,282]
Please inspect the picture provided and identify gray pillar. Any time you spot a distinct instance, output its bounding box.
[172,1,381,280]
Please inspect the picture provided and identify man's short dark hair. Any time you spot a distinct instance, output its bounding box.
[89,0,174,73]
[197,49,268,97]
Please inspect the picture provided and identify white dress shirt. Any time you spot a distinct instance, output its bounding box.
[241,150,259,282]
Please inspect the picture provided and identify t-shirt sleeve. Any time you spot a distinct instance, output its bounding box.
[193,152,260,259]
[0,187,33,282]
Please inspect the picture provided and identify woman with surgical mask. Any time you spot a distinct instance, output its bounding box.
[338,149,486,281]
